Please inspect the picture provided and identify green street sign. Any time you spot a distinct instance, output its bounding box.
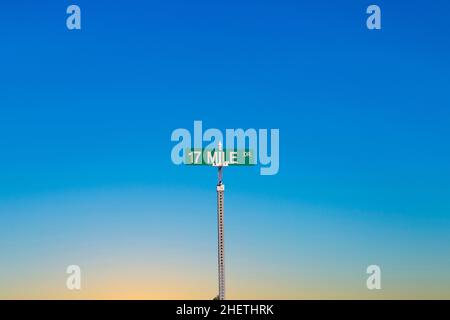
[185,148,256,166]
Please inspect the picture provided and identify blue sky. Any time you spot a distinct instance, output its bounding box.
[0,0,449,298]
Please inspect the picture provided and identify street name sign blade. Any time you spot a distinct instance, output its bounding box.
[185,148,256,166]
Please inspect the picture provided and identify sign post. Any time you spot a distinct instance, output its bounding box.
[186,141,254,300]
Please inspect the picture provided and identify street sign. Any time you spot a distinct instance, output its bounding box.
[185,148,256,166]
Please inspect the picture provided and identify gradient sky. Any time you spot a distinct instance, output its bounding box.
[0,0,449,299]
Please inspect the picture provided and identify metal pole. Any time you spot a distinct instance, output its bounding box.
[217,166,225,300]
